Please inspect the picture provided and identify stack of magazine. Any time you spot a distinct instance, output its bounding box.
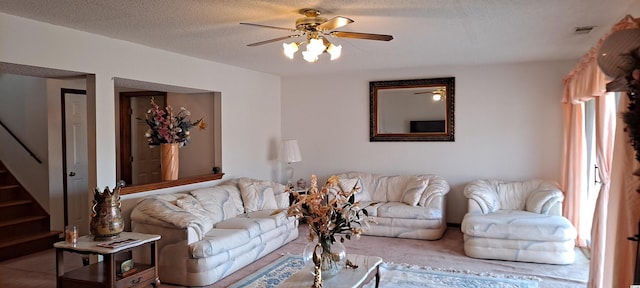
[96,238,141,249]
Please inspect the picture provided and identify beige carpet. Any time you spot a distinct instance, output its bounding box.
[0,224,589,288]
[206,224,588,288]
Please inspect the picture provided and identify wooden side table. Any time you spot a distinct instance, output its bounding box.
[54,232,161,288]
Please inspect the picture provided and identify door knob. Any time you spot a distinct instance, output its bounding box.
[68,171,76,177]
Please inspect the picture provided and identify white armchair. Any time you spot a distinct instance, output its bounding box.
[460,179,577,264]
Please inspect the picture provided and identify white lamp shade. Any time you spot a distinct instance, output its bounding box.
[279,139,302,163]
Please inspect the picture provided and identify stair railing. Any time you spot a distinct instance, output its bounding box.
[0,119,42,164]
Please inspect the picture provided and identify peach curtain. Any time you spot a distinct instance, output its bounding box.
[588,93,616,288]
[561,15,640,288]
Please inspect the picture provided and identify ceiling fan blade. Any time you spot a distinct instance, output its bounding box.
[330,31,393,41]
[246,35,299,47]
[317,16,354,31]
[240,22,296,32]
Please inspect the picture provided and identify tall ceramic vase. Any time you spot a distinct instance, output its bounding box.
[161,143,179,181]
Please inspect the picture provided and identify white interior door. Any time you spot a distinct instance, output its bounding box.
[131,96,162,185]
[64,91,89,235]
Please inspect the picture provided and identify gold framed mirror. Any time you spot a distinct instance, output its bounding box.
[370,77,455,142]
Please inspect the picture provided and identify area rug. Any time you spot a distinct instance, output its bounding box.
[228,254,305,288]
[229,254,540,288]
[362,262,539,288]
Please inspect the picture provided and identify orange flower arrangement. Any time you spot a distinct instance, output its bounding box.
[280,175,375,249]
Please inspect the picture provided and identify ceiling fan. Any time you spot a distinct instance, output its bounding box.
[240,9,393,62]
[414,88,446,101]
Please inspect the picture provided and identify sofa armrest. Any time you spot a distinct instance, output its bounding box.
[463,180,500,214]
[525,186,564,215]
[130,197,210,241]
[418,176,450,208]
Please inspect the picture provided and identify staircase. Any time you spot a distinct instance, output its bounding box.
[0,161,60,261]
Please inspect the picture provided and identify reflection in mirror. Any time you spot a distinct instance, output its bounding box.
[370,77,455,142]
[115,78,222,193]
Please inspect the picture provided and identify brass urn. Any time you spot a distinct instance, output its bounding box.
[90,184,124,241]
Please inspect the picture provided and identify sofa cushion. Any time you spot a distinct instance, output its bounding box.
[367,175,418,202]
[132,194,213,239]
[376,202,441,220]
[215,214,280,238]
[190,184,244,224]
[360,201,380,217]
[338,178,358,193]
[402,178,429,206]
[175,195,215,230]
[190,228,252,258]
[243,209,292,227]
[272,182,290,209]
[496,180,544,210]
[239,178,278,212]
[337,177,371,201]
[461,210,577,242]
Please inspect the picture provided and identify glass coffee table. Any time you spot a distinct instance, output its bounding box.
[278,254,382,288]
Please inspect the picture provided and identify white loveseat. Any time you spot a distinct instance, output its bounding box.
[460,179,577,264]
[332,172,450,240]
[130,178,298,286]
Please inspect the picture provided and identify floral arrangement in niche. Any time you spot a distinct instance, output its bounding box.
[622,47,640,162]
[141,98,206,147]
[277,175,376,250]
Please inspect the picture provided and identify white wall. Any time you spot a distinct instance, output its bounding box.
[282,61,574,223]
[0,74,49,209]
[0,12,282,231]
[166,92,216,178]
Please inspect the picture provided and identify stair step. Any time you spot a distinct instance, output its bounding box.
[0,199,32,208]
[0,231,61,261]
[0,160,55,261]
[0,230,61,248]
[0,215,48,227]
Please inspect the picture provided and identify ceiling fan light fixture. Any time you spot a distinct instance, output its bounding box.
[307,38,326,55]
[245,8,393,63]
[302,50,319,62]
[283,42,299,59]
[327,43,342,60]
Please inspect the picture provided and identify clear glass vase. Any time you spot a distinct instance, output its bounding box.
[302,237,347,279]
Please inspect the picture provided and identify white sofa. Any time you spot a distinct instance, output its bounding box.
[130,178,298,286]
[460,179,577,264]
[332,172,450,240]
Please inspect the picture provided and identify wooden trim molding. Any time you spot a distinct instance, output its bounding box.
[120,173,224,195]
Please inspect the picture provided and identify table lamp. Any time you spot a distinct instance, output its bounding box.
[279,139,302,188]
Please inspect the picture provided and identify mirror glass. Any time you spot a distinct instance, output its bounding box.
[370,77,455,141]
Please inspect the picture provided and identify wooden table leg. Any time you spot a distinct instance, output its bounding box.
[55,249,64,288]
[151,241,160,287]
[375,264,380,288]
[105,254,115,287]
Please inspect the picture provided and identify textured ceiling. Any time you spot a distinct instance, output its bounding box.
[0,0,639,77]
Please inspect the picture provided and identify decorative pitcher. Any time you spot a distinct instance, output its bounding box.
[90,184,124,241]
